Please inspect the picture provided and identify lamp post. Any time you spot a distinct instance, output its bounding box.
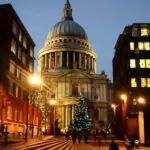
[25,74,41,141]
[137,97,145,144]
[120,93,127,138]
[50,100,56,135]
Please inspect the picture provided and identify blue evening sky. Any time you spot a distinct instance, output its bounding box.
[1,0,150,80]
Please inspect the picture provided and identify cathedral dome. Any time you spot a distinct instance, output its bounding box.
[47,20,88,40]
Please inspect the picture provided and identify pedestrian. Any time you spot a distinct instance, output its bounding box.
[77,131,82,144]
[66,131,69,141]
[109,140,119,150]
[83,131,88,144]
[93,130,97,142]
[71,130,77,144]
[97,135,102,146]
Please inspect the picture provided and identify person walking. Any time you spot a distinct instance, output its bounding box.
[83,131,88,144]
[97,135,102,146]
[109,140,119,150]
[77,131,82,144]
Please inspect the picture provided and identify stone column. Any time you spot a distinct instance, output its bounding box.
[68,105,70,126]
[60,52,63,68]
[67,52,69,68]
[49,53,51,69]
[45,54,47,69]
[84,54,86,69]
[94,59,96,73]
[66,105,68,128]
[79,53,81,68]
[55,52,57,68]
[73,52,76,68]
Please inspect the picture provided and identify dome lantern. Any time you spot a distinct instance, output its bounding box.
[62,0,73,21]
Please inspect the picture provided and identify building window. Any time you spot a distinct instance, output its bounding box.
[132,28,138,36]
[19,110,23,122]
[30,46,34,57]
[141,78,147,87]
[131,78,137,87]
[18,46,22,59]
[9,62,15,75]
[11,38,17,54]
[130,59,136,68]
[72,84,78,95]
[7,106,12,120]
[138,42,144,50]
[147,78,150,87]
[23,35,27,49]
[141,28,148,36]
[146,59,150,68]
[139,59,145,68]
[130,42,134,50]
[16,85,19,98]
[14,109,17,121]
[9,81,14,96]
[144,42,150,50]
[19,29,22,42]
[12,20,18,36]
[22,52,26,65]
[29,62,33,72]
[16,68,20,79]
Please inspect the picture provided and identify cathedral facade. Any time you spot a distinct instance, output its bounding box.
[38,0,113,132]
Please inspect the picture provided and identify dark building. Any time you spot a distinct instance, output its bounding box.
[113,23,150,143]
[0,4,39,137]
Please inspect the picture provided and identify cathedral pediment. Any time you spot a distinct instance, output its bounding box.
[61,69,92,79]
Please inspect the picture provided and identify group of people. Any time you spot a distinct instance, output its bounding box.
[65,130,89,144]
[65,130,119,150]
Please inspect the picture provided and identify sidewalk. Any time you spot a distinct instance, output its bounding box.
[0,135,53,149]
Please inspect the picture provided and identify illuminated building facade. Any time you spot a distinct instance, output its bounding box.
[0,4,39,137]
[113,23,150,142]
[38,0,113,132]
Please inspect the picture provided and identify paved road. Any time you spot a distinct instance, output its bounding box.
[0,136,149,150]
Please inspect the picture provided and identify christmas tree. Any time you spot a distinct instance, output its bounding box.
[70,96,92,131]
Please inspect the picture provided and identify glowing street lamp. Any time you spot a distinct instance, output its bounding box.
[25,74,41,141]
[137,96,146,144]
[120,94,127,103]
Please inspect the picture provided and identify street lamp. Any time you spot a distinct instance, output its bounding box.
[50,100,56,135]
[137,96,146,144]
[25,74,41,141]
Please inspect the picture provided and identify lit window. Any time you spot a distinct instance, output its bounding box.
[19,110,23,122]
[11,38,17,54]
[146,59,150,68]
[130,59,136,68]
[22,52,26,65]
[29,62,33,72]
[141,28,148,36]
[141,78,147,87]
[131,78,137,87]
[9,81,14,96]
[144,42,150,50]
[132,28,138,36]
[140,59,145,68]
[14,109,17,121]
[12,20,18,35]
[147,78,150,87]
[130,42,134,50]
[23,36,27,49]
[138,42,144,50]
[19,30,22,42]
[7,106,12,120]
[9,62,15,75]
[16,86,19,98]
[16,68,20,78]
[18,46,21,59]
[30,46,34,57]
